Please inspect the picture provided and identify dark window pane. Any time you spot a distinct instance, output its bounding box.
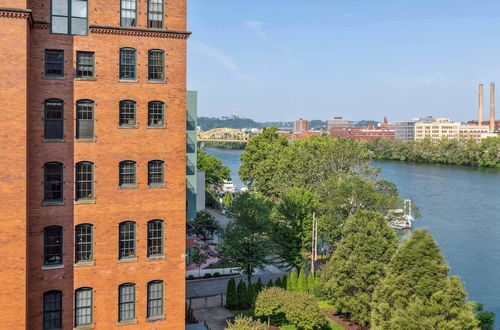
[44,226,63,265]
[76,52,94,78]
[119,161,136,186]
[119,222,136,259]
[75,288,92,326]
[44,163,63,202]
[119,49,136,80]
[148,51,164,80]
[119,284,136,321]
[44,99,64,139]
[44,291,62,330]
[148,0,163,28]
[76,100,94,139]
[147,281,163,317]
[76,162,93,200]
[148,220,163,257]
[119,101,136,126]
[148,161,163,185]
[121,0,137,26]
[45,50,64,77]
[148,102,164,126]
[75,224,93,263]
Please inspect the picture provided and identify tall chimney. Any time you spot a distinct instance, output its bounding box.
[490,82,496,132]
[479,84,484,124]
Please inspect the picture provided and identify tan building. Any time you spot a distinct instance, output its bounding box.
[327,117,349,130]
[415,118,489,142]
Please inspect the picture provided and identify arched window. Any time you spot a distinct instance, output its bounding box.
[119,100,136,126]
[75,287,93,326]
[119,161,136,186]
[76,100,94,139]
[119,48,136,80]
[147,281,164,318]
[75,224,93,263]
[44,226,63,266]
[148,101,164,127]
[148,50,164,81]
[120,0,137,27]
[75,162,94,201]
[147,0,163,28]
[118,283,136,321]
[147,220,164,257]
[44,99,64,140]
[119,221,136,259]
[43,290,62,329]
[44,162,63,203]
[148,160,164,186]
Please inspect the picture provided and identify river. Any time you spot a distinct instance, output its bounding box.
[206,147,500,325]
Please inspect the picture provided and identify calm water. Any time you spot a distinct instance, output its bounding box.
[206,147,500,325]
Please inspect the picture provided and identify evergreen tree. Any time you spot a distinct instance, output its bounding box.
[236,280,247,310]
[321,211,398,326]
[255,278,263,293]
[287,270,298,291]
[371,229,479,329]
[307,271,314,293]
[274,277,283,288]
[226,277,238,309]
[474,303,496,330]
[246,282,255,308]
[266,279,274,288]
[281,275,287,289]
[297,269,308,292]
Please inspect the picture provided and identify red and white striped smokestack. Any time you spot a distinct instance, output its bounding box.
[479,84,483,124]
[490,82,496,132]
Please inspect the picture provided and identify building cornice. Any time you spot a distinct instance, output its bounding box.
[0,7,32,20]
[89,25,191,39]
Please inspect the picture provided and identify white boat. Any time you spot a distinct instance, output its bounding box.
[387,199,414,230]
[221,180,236,193]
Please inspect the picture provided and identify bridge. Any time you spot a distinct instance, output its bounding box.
[197,128,250,145]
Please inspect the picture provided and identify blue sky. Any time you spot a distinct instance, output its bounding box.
[187,0,500,122]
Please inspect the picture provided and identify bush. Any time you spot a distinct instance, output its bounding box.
[287,270,298,291]
[297,269,308,292]
[274,277,282,288]
[255,278,263,293]
[187,275,195,280]
[246,282,256,309]
[213,272,221,277]
[236,280,247,309]
[225,316,267,330]
[204,273,212,278]
[226,278,238,309]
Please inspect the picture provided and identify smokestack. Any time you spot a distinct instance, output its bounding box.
[490,82,496,132]
[479,84,483,124]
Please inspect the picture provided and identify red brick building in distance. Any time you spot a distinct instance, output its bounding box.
[0,1,189,329]
[293,118,309,132]
[330,117,395,142]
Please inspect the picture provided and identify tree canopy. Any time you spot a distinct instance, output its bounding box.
[197,149,231,189]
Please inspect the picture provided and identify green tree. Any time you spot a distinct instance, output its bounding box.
[371,229,479,329]
[197,149,231,190]
[297,269,308,292]
[226,278,238,309]
[271,188,318,270]
[307,271,314,293]
[254,278,263,293]
[225,316,267,330]
[287,270,298,291]
[236,280,247,310]
[246,282,256,308]
[222,192,232,208]
[266,279,274,288]
[321,211,398,326]
[282,275,288,289]
[474,303,496,330]
[217,193,274,281]
[274,277,282,288]
[188,210,221,241]
[191,248,209,277]
[254,287,288,326]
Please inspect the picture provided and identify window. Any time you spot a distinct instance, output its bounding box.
[44,226,63,266]
[118,283,136,321]
[147,281,163,318]
[75,224,93,263]
[76,52,94,78]
[75,288,93,326]
[121,0,137,27]
[119,48,136,80]
[148,220,164,257]
[44,291,62,330]
[119,161,136,186]
[148,101,164,127]
[119,100,136,126]
[51,0,88,35]
[45,50,64,77]
[148,0,163,28]
[148,50,164,81]
[119,221,136,259]
[76,100,94,139]
[76,162,94,201]
[44,99,64,140]
[148,161,164,186]
[44,162,63,203]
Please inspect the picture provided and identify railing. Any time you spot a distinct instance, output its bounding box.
[187,114,196,131]
[187,180,195,194]
[186,159,196,175]
[186,135,196,153]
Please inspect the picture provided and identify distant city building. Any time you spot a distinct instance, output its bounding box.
[395,116,435,141]
[187,91,198,220]
[294,118,310,132]
[327,117,349,130]
[415,118,490,142]
[330,117,395,142]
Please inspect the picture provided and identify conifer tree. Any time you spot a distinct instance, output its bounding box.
[297,269,308,292]
[371,229,479,329]
[274,277,283,288]
[245,282,255,309]
[287,270,298,291]
[266,279,274,288]
[255,278,263,293]
[321,211,398,325]
[236,280,247,309]
[226,277,238,309]
[281,275,287,289]
[307,271,314,293]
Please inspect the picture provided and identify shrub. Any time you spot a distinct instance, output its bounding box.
[281,275,287,289]
[297,269,308,292]
[287,270,298,291]
[307,271,314,293]
[275,277,282,288]
[236,280,247,309]
[255,278,263,293]
[225,316,267,330]
[213,272,221,277]
[226,278,238,309]
[204,273,212,278]
[246,282,256,309]
[187,275,195,280]
[266,279,273,288]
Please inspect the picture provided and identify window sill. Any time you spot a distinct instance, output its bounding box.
[75,77,96,81]
[119,79,138,83]
[43,138,65,143]
[43,201,65,206]
[147,256,165,261]
[119,185,138,190]
[75,138,96,143]
[117,125,138,129]
[147,80,166,84]
[43,76,66,80]
[146,126,166,129]
[146,316,165,322]
[147,184,165,189]
[74,324,95,330]
[75,199,96,205]
[42,264,64,270]
[117,320,137,326]
[118,257,138,264]
[74,261,95,267]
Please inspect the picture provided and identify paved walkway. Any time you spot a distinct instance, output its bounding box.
[193,307,234,330]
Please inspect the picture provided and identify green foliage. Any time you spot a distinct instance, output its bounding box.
[246,282,256,309]
[282,275,288,289]
[191,248,209,277]
[275,277,283,288]
[287,270,298,291]
[266,279,273,288]
[297,269,308,292]
[198,116,263,131]
[474,303,496,330]
[321,211,398,326]
[188,210,221,241]
[236,280,247,310]
[197,149,231,189]
[225,316,268,330]
[307,271,314,293]
[222,192,233,208]
[226,278,238,309]
[255,278,263,293]
[217,193,275,281]
[271,188,318,270]
[368,136,500,168]
[371,229,479,329]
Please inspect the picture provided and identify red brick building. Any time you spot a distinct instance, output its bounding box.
[330,117,395,142]
[0,1,189,329]
[293,118,309,133]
